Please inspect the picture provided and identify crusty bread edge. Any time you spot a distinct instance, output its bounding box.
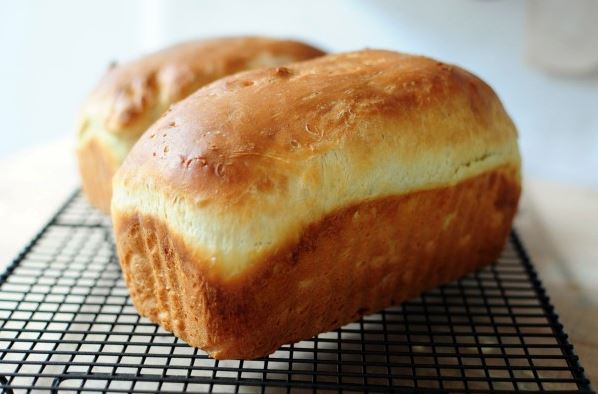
[113,164,520,359]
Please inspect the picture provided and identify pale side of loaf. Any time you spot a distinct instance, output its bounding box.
[111,49,521,359]
[76,36,325,212]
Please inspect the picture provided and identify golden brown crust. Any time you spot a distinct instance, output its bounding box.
[84,37,325,134]
[113,165,520,359]
[113,49,520,273]
[121,49,516,206]
[77,37,324,213]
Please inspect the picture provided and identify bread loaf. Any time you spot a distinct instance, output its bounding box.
[76,37,324,212]
[111,49,521,359]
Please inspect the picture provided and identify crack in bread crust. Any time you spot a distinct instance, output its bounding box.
[113,166,520,359]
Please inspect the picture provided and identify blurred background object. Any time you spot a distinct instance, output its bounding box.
[526,0,598,76]
[0,0,596,379]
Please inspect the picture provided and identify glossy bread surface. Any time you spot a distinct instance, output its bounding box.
[112,49,521,359]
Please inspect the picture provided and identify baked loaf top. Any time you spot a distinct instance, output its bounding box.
[112,49,520,279]
[76,36,325,163]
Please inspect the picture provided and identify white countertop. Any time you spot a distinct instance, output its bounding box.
[1,139,597,380]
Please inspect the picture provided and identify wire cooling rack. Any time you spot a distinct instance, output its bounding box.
[0,191,593,393]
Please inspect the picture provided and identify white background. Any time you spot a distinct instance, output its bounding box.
[0,0,597,186]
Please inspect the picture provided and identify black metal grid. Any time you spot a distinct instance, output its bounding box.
[0,191,593,393]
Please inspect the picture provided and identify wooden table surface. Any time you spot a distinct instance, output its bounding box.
[1,139,596,383]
